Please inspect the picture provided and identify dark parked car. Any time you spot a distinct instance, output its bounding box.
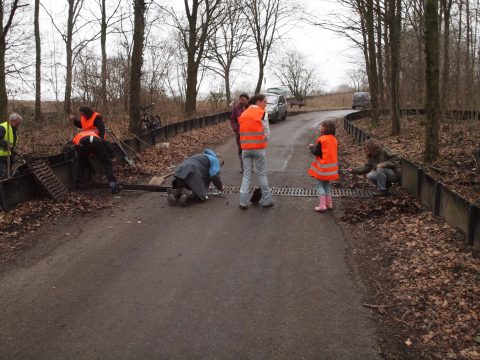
[352,92,371,109]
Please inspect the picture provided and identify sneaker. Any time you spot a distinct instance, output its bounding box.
[239,204,248,210]
[262,202,274,208]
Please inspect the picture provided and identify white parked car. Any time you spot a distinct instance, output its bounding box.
[266,94,288,123]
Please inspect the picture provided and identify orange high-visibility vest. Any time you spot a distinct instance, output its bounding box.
[308,134,339,181]
[238,106,266,150]
[80,112,105,139]
[73,131,100,145]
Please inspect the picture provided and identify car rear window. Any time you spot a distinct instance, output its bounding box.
[266,95,278,104]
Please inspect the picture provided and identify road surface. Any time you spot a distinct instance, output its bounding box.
[0,111,380,359]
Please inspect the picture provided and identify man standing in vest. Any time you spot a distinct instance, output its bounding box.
[238,93,273,209]
[73,130,121,194]
[0,113,22,180]
[230,93,249,173]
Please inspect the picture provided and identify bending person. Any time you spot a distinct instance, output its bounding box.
[167,149,224,207]
[348,138,401,196]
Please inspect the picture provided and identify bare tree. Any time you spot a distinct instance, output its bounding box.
[424,0,440,162]
[388,0,401,134]
[34,0,41,121]
[348,68,369,91]
[169,0,223,116]
[272,50,318,99]
[243,0,296,94]
[129,0,146,133]
[206,0,251,105]
[65,0,84,116]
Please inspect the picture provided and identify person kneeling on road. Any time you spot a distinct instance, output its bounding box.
[73,130,121,195]
[167,149,224,207]
[348,138,401,196]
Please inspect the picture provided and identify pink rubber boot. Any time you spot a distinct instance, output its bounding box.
[315,195,327,212]
[326,195,333,210]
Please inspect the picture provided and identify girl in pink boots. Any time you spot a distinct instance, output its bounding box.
[307,120,339,212]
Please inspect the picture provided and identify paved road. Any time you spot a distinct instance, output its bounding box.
[0,111,380,359]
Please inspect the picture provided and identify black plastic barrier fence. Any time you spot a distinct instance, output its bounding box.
[0,111,231,211]
[343,112,480,251]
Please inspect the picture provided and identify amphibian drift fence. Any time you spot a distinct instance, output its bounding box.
[0,112,230,211]
[344,111,480,251]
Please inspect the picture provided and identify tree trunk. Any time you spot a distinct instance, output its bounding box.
[100,0,108,113]
[376,0,385,109]
[225,64,231,106]
[185,53,198,116]
[34,0,42,122]
[389,0,401,135]
[424,0,440,162]
[255,60,264,94]
[440,0,452,109]
[64,0,74,117]
[365,0,380,126]
[129,0,146,133]
[455,0,462,109]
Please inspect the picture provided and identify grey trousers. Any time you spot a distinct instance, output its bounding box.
[366,168,396,191]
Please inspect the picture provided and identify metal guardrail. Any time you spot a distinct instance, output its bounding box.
[343,111,480,251]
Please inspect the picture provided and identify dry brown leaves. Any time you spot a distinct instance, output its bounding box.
[337,123,480,359]
[116,122,231,182]
[354,115,480,205]
[0,193,113,263]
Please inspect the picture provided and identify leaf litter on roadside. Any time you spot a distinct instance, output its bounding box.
[336,121,480,359]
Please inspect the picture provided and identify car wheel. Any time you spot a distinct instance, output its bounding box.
[269,113,278,124]
[281,111,287,121]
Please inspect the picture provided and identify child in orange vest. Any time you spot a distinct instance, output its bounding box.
[307,120,339,212]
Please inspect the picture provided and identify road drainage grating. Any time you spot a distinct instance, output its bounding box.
[210,186,378,197]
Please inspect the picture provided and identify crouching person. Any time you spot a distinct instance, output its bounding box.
[167,149,224,207]
[348,139,401,196]
[73,130,121,194]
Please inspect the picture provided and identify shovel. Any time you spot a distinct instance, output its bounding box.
[105,128,134,166]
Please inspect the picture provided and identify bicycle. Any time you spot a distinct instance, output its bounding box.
[138,104,162,135]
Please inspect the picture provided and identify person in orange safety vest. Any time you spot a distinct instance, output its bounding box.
[73,130,121,195]
[307,120,339,212]
[238,93,273,209]
[70,105,107,139]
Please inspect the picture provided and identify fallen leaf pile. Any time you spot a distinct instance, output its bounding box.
[0,193,113,263]
[337,121,480,359]
[354,115,480,205]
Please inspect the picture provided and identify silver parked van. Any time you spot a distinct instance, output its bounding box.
[352,92,371,109]
[266,94,288,123]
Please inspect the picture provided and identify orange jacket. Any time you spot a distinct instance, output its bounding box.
[308,134,339,181]
[238,106,266,150]
[73,130,100,145]
[80,112,105,139]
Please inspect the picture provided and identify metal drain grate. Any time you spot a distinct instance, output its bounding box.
[209,186,377,197]
[28,160,69,201]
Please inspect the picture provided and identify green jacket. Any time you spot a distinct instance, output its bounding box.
[351,147,401,180]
